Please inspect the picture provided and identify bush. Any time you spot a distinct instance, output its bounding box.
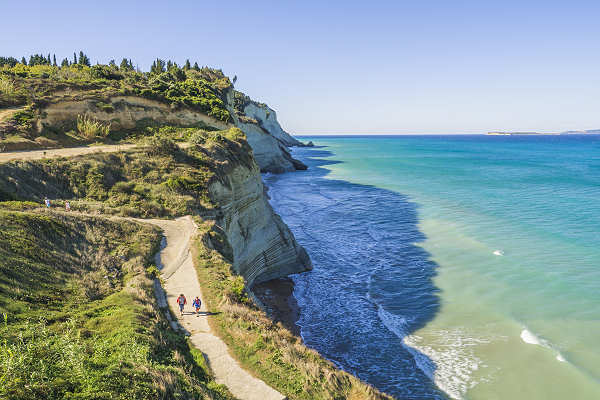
[77,114,111,138]
[146,264,160,279]
[145,135,177,156]
[189,131,206,145]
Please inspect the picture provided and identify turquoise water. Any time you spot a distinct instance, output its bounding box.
[265,135,600,399]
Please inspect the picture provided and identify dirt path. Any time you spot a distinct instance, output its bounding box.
[145,216,286,400]
[0,143,139,163]
[0,107,22,122]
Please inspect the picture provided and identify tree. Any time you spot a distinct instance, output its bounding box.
[184,59,191,70]
[193,62,200,71]
[119,58,128,70]
[53,54,57,66]
[61,58,69,67]
[0,57,19,67]
[232,75,237,85]
[21,57,27,65]
[78,51,91,66]
[150,58,166,74]
[28,54,49,66]
[73,52,77,64]
[109,59,117,68]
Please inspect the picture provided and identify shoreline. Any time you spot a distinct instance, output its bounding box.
[252,277,301,336]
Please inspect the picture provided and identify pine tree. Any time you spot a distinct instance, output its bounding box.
[119,58,129,71]
[78,51,90,66]
[73,52,77,64]
[167,60,173,71]
[21,57,27,65]
[61,58,69,67]
[53,54,57,66]
[193,62,200,71]
[233,75,237,85]
[150,58,166,74]
[184,59,191,70]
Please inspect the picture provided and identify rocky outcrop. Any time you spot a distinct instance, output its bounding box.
[225,91,307,173]
[242,102,303,147]
[208,154,311,287]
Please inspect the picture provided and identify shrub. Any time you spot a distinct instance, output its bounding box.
[145,135,178,156]
[146,264,160,279]
[77,114,110,139]
[8,107,35,130]
[189,131,206,145]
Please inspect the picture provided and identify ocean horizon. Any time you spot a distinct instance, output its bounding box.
[265,134,600,399]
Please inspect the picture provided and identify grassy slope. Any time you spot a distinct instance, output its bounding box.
[0,63,232,150]
[0,128,248,218]
[0,209,233,399]
[193,221,394,400]
[0,125,394,399]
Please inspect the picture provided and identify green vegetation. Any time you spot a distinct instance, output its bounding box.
[77,114,111,138]
[0,55,391,398]
[1,52,233,149]
[193,222,393,400]
[0,210,233,399]
[0,55,232,117]
[0,128,250,217]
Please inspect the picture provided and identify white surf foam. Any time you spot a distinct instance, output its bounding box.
[493,250,504,256]
[520,328,566,363]
[377,305,491,400]
[520,329,541,345]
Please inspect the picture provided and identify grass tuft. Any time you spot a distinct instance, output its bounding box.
[77,114,111,138]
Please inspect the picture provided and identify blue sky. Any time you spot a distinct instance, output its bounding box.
[2,0,599,134]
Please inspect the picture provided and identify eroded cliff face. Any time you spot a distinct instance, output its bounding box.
[225,91,306,173]
[242,102,302,147]
[38,96,229,132]
[208,156,312,287]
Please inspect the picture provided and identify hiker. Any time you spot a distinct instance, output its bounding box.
[176,294,187,315]
[65,201,71,212]
[192,296,201,315]
[44,197,51,208]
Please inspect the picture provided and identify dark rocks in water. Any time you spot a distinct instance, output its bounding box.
[296,141,314,147]
[291,158,308,170]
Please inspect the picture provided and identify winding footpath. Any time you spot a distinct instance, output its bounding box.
[0,146,285,400]
[0,143,139,163]
[143,218,286,400]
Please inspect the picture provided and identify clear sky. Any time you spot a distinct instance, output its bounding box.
[2,0,599,134]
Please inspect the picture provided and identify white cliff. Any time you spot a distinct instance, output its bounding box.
[208,153,312,287]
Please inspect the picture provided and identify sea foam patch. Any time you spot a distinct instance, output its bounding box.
[520,328,566,363]
[377,306,493,400]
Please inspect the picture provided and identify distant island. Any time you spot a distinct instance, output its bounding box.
[488,129,600,135]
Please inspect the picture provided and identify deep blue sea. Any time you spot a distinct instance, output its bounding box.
[263,135,600,400]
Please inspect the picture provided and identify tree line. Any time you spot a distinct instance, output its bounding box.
[0,52,215,76]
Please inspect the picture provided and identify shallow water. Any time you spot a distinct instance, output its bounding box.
[264,135,600,399]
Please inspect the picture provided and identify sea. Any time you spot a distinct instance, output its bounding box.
[263,135,600,400]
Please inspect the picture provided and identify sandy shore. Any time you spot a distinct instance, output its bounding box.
[253,277,301,336]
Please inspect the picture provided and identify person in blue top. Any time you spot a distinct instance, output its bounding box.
[192,296,201,316]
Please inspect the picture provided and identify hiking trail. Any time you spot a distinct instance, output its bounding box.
[145,216,286,400]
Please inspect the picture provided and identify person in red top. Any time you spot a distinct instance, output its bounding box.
[176,294,187,315]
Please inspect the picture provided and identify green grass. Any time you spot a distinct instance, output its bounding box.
[0,128,250,217]
[192,221,393,400]
[0,210,234,400]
